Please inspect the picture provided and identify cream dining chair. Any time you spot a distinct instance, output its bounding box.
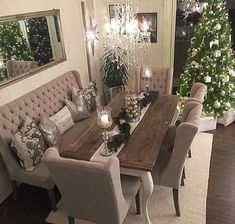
[43,148,141,224]
[151,102,202,216]
[187,82,207,104]
[186,82,207,157]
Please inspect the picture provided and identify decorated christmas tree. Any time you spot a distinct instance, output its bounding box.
[0,21,33,81]
[179,0,235,117]
[26,18,53,66]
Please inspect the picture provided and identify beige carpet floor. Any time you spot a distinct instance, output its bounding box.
[46,133,213,224]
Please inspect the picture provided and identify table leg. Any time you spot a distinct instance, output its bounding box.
[140,171,154,224]
[121,168,154,224]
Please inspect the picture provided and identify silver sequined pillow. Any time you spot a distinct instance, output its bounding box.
[49,106,74,135]
[10,117,47,171]
[72,82,97,112]
[65,99,90,122]
[39,116,61,148]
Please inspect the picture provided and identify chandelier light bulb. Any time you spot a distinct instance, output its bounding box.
[144,68,152,78]
[105,23,111,33]
[126,22,134,34]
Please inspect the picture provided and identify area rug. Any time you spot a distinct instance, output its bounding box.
[46,133,213,224]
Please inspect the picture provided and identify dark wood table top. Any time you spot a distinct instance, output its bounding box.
[60,91,178,172]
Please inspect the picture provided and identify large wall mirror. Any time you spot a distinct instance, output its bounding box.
[0,9,66,88]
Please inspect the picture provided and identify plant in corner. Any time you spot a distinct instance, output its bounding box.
[101,50,131,101]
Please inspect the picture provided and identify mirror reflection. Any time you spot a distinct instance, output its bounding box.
[0,10,66,85]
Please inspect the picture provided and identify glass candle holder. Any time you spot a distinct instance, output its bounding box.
[142,68,152,92]
[125,92,140,123]
[97,106,113,156]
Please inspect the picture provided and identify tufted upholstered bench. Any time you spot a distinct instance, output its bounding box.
[0,70,84,211]
[137,66,172,95]
[6,60,38,78]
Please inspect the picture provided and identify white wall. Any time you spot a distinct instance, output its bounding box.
[0,0,89,106]
[0,0,89,202]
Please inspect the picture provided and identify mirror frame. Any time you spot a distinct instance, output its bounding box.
[0,9,67,89]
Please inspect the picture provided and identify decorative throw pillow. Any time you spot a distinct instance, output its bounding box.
[72,82,97,112]
[49,106,74,135]
[10,117,47,171]
[65,99,90,122]
[39,116,62,148]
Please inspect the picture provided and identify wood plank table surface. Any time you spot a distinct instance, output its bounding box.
[60,91,178,172]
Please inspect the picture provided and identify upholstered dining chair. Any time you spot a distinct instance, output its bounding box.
[6,60,38,78]
[187,82,207,104]
[43,148,141,224]
[137,66,172,95]
[184,82,206,157]
[137,65,180,126]
[152,102,202,217]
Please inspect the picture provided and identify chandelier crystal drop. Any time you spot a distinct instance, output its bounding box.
[177,0,200,18]
[103,0,151,68]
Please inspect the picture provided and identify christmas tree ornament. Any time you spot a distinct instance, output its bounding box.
[229,69,235,77]
[223,76,230,83]
[231,92,235,98]
[210,40,219,48]
[214,101,221,109]
[215,23,221,31]
[221,90,226,96]
[204,75,212,83]
[215,50,221,57]
[208,87,214,93]
[225,102,231,108]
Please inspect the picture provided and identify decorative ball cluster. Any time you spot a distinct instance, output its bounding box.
[125,94,140,121]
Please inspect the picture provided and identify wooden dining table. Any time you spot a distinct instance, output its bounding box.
[60,91,179,224]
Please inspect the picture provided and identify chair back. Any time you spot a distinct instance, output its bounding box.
[6,60,38,78]
[138,66,171,95]
[161,102,203,188]
[43,149,128,224]
[188,82,207,103]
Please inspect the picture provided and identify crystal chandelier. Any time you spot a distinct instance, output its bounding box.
[177,0,200,18]
[103,0,151,68]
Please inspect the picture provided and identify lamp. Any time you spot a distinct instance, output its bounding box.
[97,106,113,156]
[103,0,151,69]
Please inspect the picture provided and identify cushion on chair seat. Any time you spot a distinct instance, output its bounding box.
[13,162,54,189]
[161,125,177,152]
[121,174,140,208]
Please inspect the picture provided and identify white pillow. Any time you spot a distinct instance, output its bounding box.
[49,106,74,135]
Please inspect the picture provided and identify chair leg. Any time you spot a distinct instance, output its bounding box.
[181,167,186,186]
[188,148,192,158]
[11,180,17,200]
[183,167,186,179]
[135,189,141,215]
[180,175,185,186]
[68,216,75,224]
[48,188,57,212]
[173,188,181,217]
